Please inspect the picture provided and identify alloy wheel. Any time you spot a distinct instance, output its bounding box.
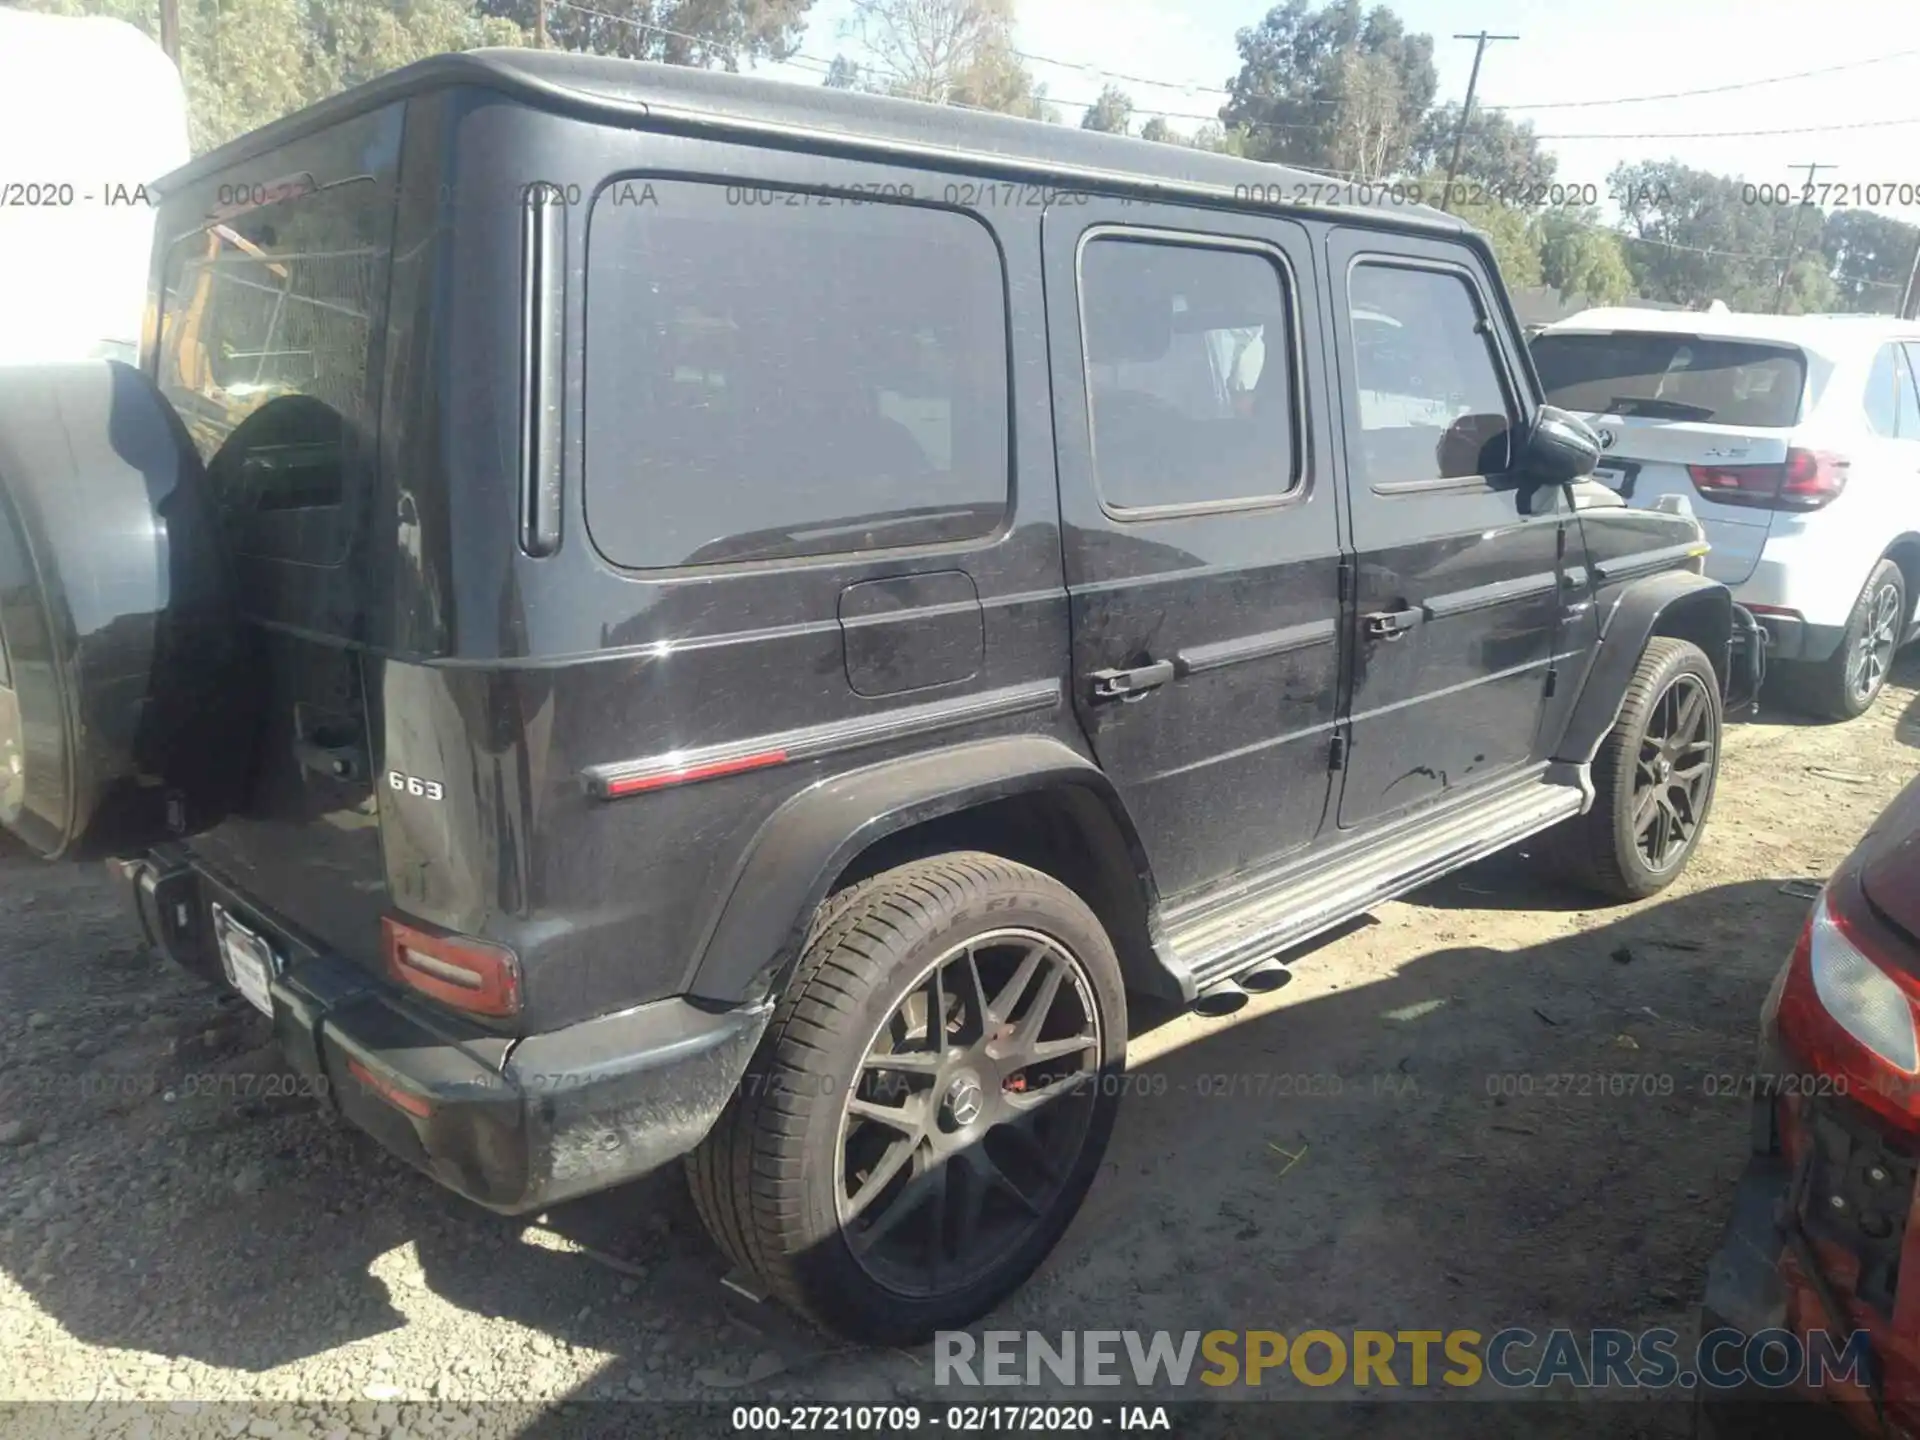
[1631,672,1715,872]
[1848,581,1903,708]
[834,928,1101,1298]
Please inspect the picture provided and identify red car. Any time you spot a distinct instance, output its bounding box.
[1706,771,1920,1434]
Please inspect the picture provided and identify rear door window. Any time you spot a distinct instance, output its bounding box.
[1531,331,1806,427]
[155,172,394,566]
[1078,234,1299,512]
[584,183,1009,569]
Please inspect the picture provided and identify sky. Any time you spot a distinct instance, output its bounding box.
[758,0,1920,224]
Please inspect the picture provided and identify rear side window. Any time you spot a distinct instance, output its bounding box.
[1078,235,1298,511]
[1347,262,1513,487]
[584,183,1009,569]
[1865,343,1920,438]
[156,175,393,565]
[1532,331,1806,428]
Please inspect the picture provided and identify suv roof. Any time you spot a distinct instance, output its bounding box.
[1546,305,1920,361]
[157,48,1464,233]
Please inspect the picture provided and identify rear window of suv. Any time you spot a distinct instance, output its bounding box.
[155,145,397,567]
[584,182,1010,570]
[1531,331,1806,428]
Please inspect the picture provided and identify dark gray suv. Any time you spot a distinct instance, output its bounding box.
[0,50,1763,1342]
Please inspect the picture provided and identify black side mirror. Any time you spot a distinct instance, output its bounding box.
[1521,404,1602,485]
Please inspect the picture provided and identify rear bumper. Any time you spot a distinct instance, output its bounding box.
[1742,609,1847,665]
[1702,1137,1793,1344]
[117,851,770,1213]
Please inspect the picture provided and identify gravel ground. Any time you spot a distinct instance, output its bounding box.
[3,658,1918,1440]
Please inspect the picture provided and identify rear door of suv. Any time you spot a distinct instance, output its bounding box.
[1530,327,1809,586]
[1044,199,1344,900]
[149,105,405,968]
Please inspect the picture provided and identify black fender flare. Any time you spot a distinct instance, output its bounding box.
[681,734,1155,1006]
[1554,570,1733,767]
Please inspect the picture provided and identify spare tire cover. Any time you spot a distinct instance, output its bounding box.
[0,360,253,859]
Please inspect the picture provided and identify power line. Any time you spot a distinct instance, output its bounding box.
[547,0,837,73]
[1012,47,1229,98]
[1016,41,1920,114]
[1500,47,1920,110]
[1532,114,1920,141]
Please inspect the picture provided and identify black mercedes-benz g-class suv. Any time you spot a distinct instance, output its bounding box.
[0,50,1763,1343]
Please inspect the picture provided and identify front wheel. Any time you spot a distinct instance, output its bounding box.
[1550,636,1722,902]
[687,852,1126,1342]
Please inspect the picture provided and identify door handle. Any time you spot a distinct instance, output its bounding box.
[1088,659,1176,701]
[1363,606,1424,641]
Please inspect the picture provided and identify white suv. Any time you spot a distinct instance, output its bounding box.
[1534,308,1920,719]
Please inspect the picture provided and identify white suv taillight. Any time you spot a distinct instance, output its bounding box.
[1687,447,1848,512]
[1809,891,1919,1074]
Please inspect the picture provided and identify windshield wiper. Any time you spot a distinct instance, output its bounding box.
[1603,395,1717,421]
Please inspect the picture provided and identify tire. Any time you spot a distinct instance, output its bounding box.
[0,361,253,858]
[1550,636,1722,902]
[1771,558,1906,722]
[687,852,1127,1342]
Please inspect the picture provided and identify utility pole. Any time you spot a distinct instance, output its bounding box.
[534,0,547,48]
[158,0,179,64]
[1773,162,1837,314]
[1438,31,1519,214]
[1899,232,1920,320]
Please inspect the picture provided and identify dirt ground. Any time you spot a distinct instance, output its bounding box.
[3,657,1919,1440]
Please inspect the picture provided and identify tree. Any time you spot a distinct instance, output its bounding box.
[949,40,1057,121]
[1189,120,1253,157]
[1139,115,1174,144]
[1220,0,1436,175]
[833,0,1053,119]
[1412,102,1555,195]
[478,0,808,68]
[1081,83,1133,135]
[1610,159,1837,312]
[1538,213,1634,305]
[843,0,995,102]
[823,53,865,88]
[1417,176,1541,289]
[1823,209,1920,315]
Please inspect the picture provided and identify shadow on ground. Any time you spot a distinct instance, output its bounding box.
[0,831,1838,1440]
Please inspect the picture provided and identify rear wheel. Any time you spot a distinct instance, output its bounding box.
[1550,636,1722,902]
[687,852,1126,1342]
[1772,559,1905,722]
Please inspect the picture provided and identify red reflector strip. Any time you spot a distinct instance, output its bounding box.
[346,1058,433,1118]
[602,748,789,797]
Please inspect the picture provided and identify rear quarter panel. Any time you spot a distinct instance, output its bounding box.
[395,96,1081,1033]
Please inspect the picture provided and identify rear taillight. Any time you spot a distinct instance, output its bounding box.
[1776,883,1920,1130]
[1687,447,1848,511]
[382,916,521,1018]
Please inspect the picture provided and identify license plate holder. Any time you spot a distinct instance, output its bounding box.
[211,903,277,1017]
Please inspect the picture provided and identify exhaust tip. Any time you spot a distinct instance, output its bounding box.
[1236,961,1292,995]
[1193,984,1249,1018]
